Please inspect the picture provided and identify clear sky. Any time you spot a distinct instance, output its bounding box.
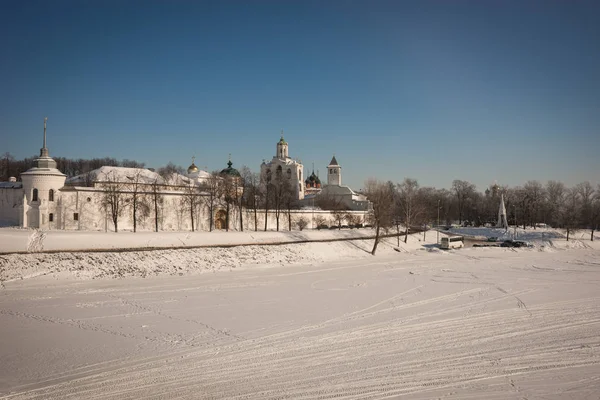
[1,0,599,191]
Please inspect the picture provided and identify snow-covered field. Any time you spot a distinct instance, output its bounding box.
[1,229,599,399]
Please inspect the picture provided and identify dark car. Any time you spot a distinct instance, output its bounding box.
[501,240,530,248]
[317,224,328,230]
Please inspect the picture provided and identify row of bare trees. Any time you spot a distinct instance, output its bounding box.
[362,178,600,254]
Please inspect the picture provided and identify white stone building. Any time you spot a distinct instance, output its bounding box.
[260,133,305,200]
[0,118,66,229]
[0,120,216,231]
[300,156,370,211]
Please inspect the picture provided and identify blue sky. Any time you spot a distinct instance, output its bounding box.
[1,0,599,191]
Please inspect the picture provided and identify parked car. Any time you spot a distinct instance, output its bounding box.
[317,224,328,230]
[487,237,499,242]
[501,240,531,248]
[341,225,349,229]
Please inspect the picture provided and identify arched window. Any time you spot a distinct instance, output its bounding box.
[49,189,54,202]
[32,188,38,202]
[299,171,302,180]
[276,165,282,177]
[330,169,333,174]
[266,169,272,183]
[287,168,292,179]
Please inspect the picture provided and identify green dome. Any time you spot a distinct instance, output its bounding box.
[305,171,320,185]
[220,160,240,177]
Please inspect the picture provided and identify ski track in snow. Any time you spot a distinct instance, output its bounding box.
[1,247,600,399]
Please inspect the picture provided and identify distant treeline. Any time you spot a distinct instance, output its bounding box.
[1,153,184,181]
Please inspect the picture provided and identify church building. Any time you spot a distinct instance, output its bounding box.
[300,156,370,211]
[260,133,305,200]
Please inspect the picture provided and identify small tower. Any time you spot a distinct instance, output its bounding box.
[327,155,341,186]
[20,117,66,229]
[276,130,289,159]
[497,194,508,230]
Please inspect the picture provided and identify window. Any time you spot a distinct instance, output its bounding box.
[287,168,292,179]
[49,213,54,222]
[49,189,54,202]
[276,165,282,177]
[32,188,38,202]
[330,169,333,174]
[73,213,79,221]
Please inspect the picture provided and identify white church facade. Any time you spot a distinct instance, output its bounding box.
[260,133,305,200]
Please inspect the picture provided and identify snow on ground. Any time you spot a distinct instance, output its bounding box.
[1,230,599,399]
[448,226,599,244]
[0,230,439,283]
[0,228,398,254]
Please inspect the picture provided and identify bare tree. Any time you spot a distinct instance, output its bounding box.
[296,216,309,231]
[545,181,566,227]
[183,181,203,232]
[331,209,346,230]
[523,180,545,228]
[149,177,164,232]
[121,159,146,168]
[283,182,298,231]
[100,170,125,232]
[314,215,327,229]
[202,172,221,232]
[270,167,291,231]
[397,178,425,243]
[345,213,361,228]
[576,181,595,236]
[263,170,273,231]
[591,185,600,241]
[242,169,260,232]
[158,162,185,176]
[219,173,238,232]
[364,179,394,255]
[561,188,581,241]
[452,180,476,225]
[1,152,14,181]
[126,169,150,233]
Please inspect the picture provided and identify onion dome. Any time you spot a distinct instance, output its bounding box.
[187,156,199,174]
[187,163,199,174]
[305,171,321,186]
[220,160,240,177]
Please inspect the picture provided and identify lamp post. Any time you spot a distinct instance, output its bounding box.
[514,205,517,239]
[312,195,315,229]
[437,199,440,244]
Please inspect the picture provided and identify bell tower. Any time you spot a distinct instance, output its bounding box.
[276,130,288,159]
[327,155,341,186]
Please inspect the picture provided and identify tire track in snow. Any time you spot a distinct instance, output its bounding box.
[5,293,600,400]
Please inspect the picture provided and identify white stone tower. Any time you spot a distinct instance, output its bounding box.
[327,155,341,186]
[497,194,508,230]
[20,117,66,229]
[276,131,289,159]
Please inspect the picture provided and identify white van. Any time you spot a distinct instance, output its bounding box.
[441,236,464,249]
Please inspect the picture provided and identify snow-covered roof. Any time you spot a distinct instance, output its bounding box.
[66,166,165,186]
